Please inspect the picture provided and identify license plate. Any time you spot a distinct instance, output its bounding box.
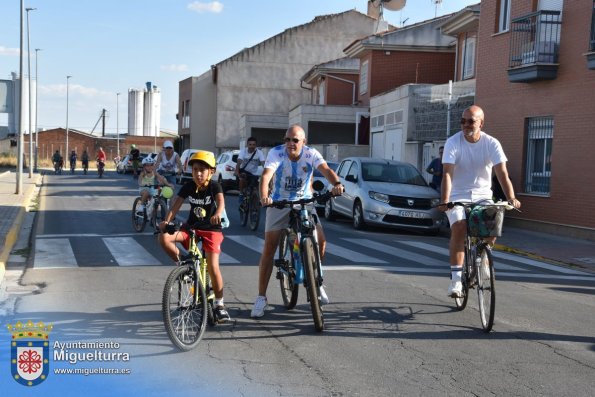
[397,210,427,218]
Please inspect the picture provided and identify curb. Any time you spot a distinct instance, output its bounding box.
[0,174,42,288]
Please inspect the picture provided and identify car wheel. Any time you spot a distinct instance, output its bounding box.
[353,201,366,230]
[324,199,336,221]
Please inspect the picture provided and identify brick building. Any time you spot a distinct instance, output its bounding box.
[24,128,174,164]
[475,0,595,238]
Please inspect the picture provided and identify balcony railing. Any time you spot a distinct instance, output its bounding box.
[508,10,561,82]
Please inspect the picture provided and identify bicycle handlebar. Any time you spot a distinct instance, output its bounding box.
[266,191,337,209]
[437,200,518,211]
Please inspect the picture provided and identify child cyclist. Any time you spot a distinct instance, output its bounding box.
[137,156,174,213]
[158,151,231,323]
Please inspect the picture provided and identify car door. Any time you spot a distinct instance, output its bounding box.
[341,160,361,217]
[333,159,352,215]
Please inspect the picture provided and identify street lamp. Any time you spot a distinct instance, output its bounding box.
[66,75,71,156]
[26,7,36,178]
[116,92,120,160]
[16,0,24,194]
[34,48,41,172]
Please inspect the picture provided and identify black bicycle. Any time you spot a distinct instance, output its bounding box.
[272,185,334,332]
[445,200,515,332]
[238,176,260,231]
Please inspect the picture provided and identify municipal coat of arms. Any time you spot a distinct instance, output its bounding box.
[7,320,53,386]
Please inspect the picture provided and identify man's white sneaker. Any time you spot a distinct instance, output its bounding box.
[448,280,463,298]
[250,296,267,318]
[319,285,329,305]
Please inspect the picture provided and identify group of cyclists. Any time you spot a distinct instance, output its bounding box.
[52,147,105,175]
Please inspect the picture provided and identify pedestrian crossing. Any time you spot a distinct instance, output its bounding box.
[31,234,595,281]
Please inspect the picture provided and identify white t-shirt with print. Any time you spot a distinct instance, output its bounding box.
[265,145,326,201]
[442,131,507,202]
[238,148,265,175]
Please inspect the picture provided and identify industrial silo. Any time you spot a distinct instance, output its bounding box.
[142,82,161,137]
[128,88,144,136]
[7,72,37,135]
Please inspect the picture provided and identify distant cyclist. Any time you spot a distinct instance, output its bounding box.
[52,150,63,174]
[129,144,141,177]
[69,150,77,173]
[250,125,344,318]
[81,150,90,173]
[155,140,182,186]
[235,136,265,204]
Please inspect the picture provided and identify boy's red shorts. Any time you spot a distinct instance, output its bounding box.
[180,229,223,254]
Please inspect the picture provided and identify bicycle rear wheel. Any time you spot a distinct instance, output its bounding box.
[302,236,324,332]
[454,245,471,310]
[162,264,207,351]
[132,197,147,232]
[477,248,496,332]
[248,189,260,231]
[277,230,299,309]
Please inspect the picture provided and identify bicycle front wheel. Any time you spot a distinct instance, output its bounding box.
[239,195,248,227]
[302,236,324,332]
[131,197,147,232]
[151,198,167,231]
[248,189,260,231]
[277,230,299,309]
[476,248,496,332]
[162,264,207,351]
[455,242,472,310]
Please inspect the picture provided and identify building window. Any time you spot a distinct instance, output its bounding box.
[359,60,368,95]
[462,35,476,79]
[498,0,511,32]
[182,99,190,129]
[524,116,553,195]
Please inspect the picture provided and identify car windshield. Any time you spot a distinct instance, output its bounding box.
[362,163,427,186]
[313,162,339,178]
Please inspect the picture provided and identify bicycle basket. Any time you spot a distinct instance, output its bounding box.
[467,205,505,237]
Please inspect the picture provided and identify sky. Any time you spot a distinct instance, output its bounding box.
[0,0,479,135]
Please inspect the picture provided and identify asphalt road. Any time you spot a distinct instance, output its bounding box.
[3,170,594,397]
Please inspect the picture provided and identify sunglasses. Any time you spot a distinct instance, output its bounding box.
[284,137,301,143]
[460,118,478,125]
[164,147,173,150]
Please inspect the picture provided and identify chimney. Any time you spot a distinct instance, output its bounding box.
[367,0,380,20]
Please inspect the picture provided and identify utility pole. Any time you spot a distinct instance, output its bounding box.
[16,0,24,194]
[26,7,36,178]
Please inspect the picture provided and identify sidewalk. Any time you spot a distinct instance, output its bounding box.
[0,169,42,286]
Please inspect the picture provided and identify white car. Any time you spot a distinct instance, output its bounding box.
[215,150,240,192]
[178,148,199,184]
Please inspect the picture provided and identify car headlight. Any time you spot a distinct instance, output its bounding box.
[430,198,440,207]
[369,191,389,203]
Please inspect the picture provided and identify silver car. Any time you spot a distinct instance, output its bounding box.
[324,157,442,234]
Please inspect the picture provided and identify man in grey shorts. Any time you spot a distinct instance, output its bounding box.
[250,125,344,318]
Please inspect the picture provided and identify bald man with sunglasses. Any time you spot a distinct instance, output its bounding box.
[250,125,344,318]
[439,105,521,298]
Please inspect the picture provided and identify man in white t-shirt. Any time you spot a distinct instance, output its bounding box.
[439,105,521,298]
[250,125,344,318]
[235,137,265,202]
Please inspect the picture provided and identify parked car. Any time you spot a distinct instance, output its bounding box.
[215,150,240,192]
[324,157,442,234]
[178,149,199,184]
[313,161,339,213]
[116,152,156,174]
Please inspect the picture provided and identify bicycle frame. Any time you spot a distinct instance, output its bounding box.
[185,230,214,303]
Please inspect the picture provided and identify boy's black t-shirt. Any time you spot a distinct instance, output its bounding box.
[178,180,223,232]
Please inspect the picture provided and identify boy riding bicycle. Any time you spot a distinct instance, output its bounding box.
[158,151,231,323]
[137,156,174,214]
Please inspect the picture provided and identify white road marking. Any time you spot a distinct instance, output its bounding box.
[103,237,161,266]
[34,238,77,268]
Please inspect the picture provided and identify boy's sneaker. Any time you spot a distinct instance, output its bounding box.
[319,285,329,305]
[447,280,463,298]
[214,305,231,323]
[250,296,267,318]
